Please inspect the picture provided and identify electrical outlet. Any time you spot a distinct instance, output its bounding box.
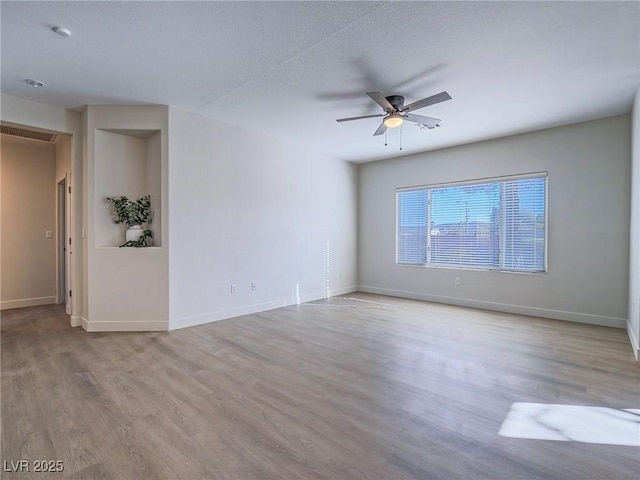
[251,282,256,291]
[455,277,460,286]
[45,230,53,238]
[231,284,237,294]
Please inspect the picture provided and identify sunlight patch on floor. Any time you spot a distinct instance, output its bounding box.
[499,402,640,446]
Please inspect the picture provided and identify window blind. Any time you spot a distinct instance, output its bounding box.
[397,189,427,265]
[396,173,547,272]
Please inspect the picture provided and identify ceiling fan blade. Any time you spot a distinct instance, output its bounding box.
[373,122,387,136]
[403,91,452,112]
[367,92,394,112]
[404,113,441,127]
[336,113,385,123]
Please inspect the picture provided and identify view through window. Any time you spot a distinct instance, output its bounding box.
[397,173,547,272]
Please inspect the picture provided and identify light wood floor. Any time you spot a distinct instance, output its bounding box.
[2,293,639,479]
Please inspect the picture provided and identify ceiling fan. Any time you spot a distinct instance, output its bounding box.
[336,91,452,136]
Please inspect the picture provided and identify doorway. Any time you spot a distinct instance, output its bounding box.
[1,123,75,323]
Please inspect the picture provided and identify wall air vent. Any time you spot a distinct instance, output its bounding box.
[0,125,57,143]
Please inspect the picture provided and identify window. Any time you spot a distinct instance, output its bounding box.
[397,173,547,272]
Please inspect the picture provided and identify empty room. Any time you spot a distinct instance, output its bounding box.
[1,1,639,479]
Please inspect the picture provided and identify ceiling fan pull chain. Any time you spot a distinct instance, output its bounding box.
[385,129,388,146]
[399,125,403,151]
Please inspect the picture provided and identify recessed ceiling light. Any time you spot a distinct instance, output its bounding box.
[25,79,44,88]
[51,26,71,37]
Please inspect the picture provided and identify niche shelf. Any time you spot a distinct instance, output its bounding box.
[94,129,162,248]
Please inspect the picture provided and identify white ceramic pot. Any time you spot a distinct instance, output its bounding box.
[125,225,143,243]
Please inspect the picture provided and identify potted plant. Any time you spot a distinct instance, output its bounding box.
[105,195,153,247]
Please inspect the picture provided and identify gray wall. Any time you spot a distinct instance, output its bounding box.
[359,115,630,328]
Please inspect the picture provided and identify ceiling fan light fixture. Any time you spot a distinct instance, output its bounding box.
[383,113,404,128]
[25,79,44,88]
[51,26,72,37]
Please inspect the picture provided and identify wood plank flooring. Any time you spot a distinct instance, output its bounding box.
[2,293,639,479]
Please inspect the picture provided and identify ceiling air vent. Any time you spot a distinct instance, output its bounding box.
[0,125,57,143]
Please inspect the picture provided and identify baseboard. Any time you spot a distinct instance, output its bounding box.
[627,321,639,361]
[78,286,358,332]
[82,318,168,332]
[358,286,627,329]
[169,285,358,331]
[0,296,57,310]
[70,315,83,327]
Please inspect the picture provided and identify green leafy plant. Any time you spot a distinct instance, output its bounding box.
[105,195,153,247]
[105,195,152,227]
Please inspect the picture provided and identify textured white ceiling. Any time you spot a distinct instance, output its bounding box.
[2,1,639,163]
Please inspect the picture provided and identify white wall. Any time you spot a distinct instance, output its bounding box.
[55,134,71,184]
[1,94,83,325]
[168,108,358,329]
[629,85,640,359]
[147,132,162,246]
[359,115,631,329]
[0,135,57,309]
[83,105,168,331]
[55,134,72,311]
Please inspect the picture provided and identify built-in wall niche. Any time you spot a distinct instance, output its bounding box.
[94,129,162,248]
